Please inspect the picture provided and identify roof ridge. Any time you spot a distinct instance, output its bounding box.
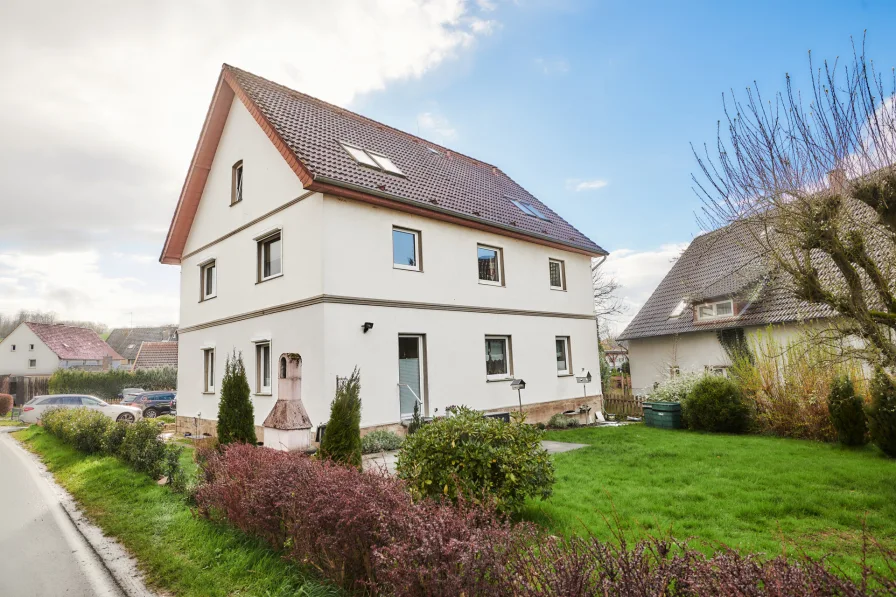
[222,64,506,173]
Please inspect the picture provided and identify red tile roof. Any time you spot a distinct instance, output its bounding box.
[132,341,178,370]
[161,65,605,264]
[25,323,124,361]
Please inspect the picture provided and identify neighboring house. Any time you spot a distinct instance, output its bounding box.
[0,322,126,376]
[618,220,831,395]
[106,326,179,365]
[601,339,628,369]
[132,341,179,371]
[160,64,607,443]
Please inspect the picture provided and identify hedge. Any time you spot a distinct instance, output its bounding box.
[48,367,177,400]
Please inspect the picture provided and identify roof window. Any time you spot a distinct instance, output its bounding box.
[669,300,687,318]
[341,143,404,175]
[508,197,550,221]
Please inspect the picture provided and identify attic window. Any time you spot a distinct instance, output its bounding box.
[341,143,404,175]
[696,299,735,320]
[508,198,550,221]
[231,160,244,205]
[669,300,687,318]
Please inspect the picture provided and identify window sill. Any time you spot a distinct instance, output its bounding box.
[199,295,217,303]
[478,280,504,287]
[254,392,273,397]
[201,391,216,395]
[557,373,574,377]
[393,265,422,272]
[550,287,567,292]
[230,200,243,207]
[486,377,514,383]
[256,273,283,285]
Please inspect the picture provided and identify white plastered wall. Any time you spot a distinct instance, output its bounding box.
[0,325,60,376]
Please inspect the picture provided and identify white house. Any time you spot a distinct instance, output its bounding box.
[160,65,607,444]
[618,220,832,395]
[0,322,126,376]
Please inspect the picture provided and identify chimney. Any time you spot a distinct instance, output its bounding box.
[827,168,846,194]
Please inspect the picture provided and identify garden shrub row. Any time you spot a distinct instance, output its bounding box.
[48,367,177,401]
[197,442,895,596]
[41,408,186,489]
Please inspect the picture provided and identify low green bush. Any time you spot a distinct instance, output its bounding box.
[547,413,579,429]
[397,406,554,512]
[868,369,896,458]
[682,376,750,433]
[360,430,403,454]
[827,375,868,446]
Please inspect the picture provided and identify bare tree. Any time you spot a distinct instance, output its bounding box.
[0,310,110,338]
[592,260,626,320]
[694,37,896,368]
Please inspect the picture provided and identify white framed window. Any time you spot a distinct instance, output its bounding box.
[340,143,404,176]
[29,344,34,351]
[256,342,272,394]
[28,359,36,368]
[696,299,735,320]
[232,160,244,204]
[200,260,216,300]
[10,344,16,352]
[706,365,729,377]
[669,300,688,318]
[477,245,503,285]
[257,231,282,281]
[485,335,512,380]
[392,227,421,271]
[368,152,404,176]
[342,143,379,167]
[549,259,566,290]
[203,349,215,393]
[556,336,572,375]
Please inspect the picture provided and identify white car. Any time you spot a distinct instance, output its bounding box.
[20,394,143,424]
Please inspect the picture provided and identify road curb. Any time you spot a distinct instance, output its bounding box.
[2,431,159,597]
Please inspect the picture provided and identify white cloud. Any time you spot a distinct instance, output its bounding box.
[417,110,458,139]
[475,0,498,11]
[596,242,689,335]
[534,57,570,76]
[567,178,609,192]
[0,251,178,327]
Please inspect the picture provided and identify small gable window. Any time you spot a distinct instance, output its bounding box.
[10,344,16,352]
[28,359,36,368]
[696,299,735,320]
[200,259,217,301]
[549,259,566,290]
[231,160,244,205]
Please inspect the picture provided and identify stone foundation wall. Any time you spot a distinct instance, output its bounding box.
[177,394,602,446]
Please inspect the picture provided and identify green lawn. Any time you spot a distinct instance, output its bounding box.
[522,425,896,576]
[14,427,340,597]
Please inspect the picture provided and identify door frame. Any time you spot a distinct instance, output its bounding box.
[398,334,428,419]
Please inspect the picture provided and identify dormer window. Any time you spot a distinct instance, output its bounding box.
[696,299,735,320]
[340,143,404,175]
[231,160,243,205]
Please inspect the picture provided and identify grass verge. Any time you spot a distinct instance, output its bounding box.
[522,424,896,578]
[14,426,341,597]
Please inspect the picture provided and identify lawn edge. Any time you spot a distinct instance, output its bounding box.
[6,428,156,597]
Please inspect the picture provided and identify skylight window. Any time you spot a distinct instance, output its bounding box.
[341,143,404,175]
[509,198,550,221]
[669,300,687,318]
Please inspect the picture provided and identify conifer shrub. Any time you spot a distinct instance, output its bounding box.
[682,375,750,433]
[318,368,362,468]
[868,369,896,458]
[397,407,554,513]
[827,375,868,446]
[216,350,256,445]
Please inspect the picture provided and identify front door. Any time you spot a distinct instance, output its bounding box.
[398,335,425,419]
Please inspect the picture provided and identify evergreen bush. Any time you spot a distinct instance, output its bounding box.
[827,375,868,446]
[682,376,750,433]
[319,368,362,469]
[216,350,256,445]
[868,369,896,458]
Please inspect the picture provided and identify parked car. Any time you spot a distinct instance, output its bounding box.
[20,395,142,424]
[131,391,177,418]
[118,387,146,404]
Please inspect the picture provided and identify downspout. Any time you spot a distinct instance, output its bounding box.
[592,255,608,418]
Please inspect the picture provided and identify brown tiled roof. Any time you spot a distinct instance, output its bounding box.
[25,323,124,360]
[618,221,834,341]
[132,342,178,370]
[106,327,178,361]
[160,65,605,263]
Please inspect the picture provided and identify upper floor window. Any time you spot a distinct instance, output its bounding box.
[257,231,282,282]
[256,342,272,394]
[485,335,512,380]
[696,299,734,320]
[231,160,244,205]
[200,260,216,301]
[477,245,503,286]
[392,227,421,271]
[10,344,16,352]
[549,259,566,290]
[29,344,34,351]
[341,143,404,176]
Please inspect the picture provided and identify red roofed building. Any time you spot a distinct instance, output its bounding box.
[0,322,126,376]
[132,341,178,371]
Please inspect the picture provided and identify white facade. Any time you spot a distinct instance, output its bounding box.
[627,322,820,395]
[175,99,601,436]
[0,325,60,376]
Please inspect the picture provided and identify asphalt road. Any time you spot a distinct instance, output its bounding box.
[0,429,124,597]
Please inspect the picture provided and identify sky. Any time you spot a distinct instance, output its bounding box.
[1,0,895,332]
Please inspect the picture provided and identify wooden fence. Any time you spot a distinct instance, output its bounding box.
[2,376,51,405]
[603,392,645,418]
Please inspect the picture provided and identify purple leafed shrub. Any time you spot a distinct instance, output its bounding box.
[196,443,896,596]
